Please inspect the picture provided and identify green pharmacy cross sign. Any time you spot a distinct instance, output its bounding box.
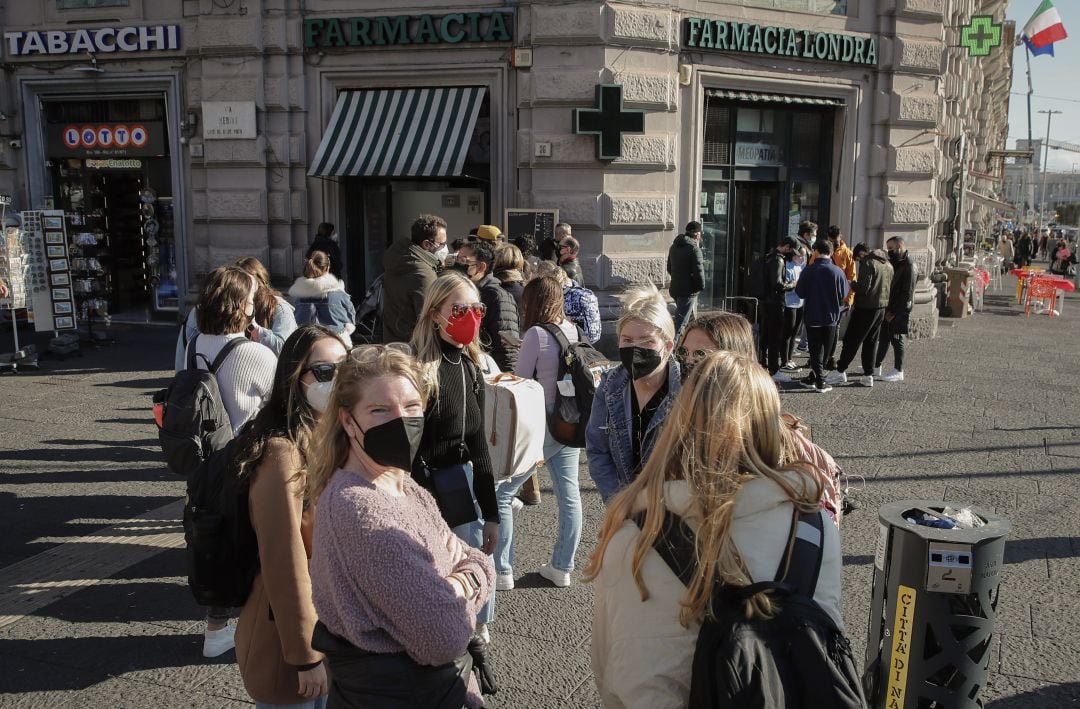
[960,16,1003,57]
[572,84,645,161]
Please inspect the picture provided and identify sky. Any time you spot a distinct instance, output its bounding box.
[1006,0,1080,171]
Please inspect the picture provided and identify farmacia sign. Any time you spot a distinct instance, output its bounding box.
[684,18,877,67]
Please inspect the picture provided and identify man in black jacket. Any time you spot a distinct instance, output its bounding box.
[667,221,706,336]
[455,240,520,371]
[758,236,798,380]
[876,237,917,382]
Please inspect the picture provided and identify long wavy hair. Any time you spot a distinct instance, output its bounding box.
[306,346,430,503]
[235,256,279,329]
[409,271,483,396]
[583,351,823,626]
[233,324,340,489]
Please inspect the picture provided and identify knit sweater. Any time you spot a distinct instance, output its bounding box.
[189,333,277,433]
[414,339,499,523]
[309,469,494,707]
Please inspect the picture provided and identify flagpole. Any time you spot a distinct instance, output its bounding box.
[1025,44,1036,225]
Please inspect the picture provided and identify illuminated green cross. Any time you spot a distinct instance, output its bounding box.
[960,15,1002,57]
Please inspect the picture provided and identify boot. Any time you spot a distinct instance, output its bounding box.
[517,473,541,506]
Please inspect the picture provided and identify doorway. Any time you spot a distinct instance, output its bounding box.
[733,182,780,295]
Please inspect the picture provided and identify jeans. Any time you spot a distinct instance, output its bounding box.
[782,306,804,363]
[543,429,582,573]
[805,325,837,385]
[673,294,698,338]
[255,699,327,709]
[876,320,906,371]
[451,464,495,625]
[827,306,851,365]
[493,467,540,575]
[836,307,884,375]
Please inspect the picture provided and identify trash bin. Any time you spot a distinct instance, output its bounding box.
[863,500,1011,709]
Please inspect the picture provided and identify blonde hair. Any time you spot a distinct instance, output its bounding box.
[583,351,822,626]
[304,251,330,279]
[533,260,569,286]
[617,285,675,343]
[306,346,429,503]
[409,272,484,395]
[493,244,525,277]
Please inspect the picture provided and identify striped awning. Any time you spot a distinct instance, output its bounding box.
[706,89,845,106]
[309,86,485,178]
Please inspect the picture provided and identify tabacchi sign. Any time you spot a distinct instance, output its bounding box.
[684,18,877,67]
[4,25,181,56]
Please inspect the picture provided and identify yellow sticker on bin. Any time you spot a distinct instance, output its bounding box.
[885,584,917,708]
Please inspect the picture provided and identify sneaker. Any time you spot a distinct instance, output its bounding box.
[872,366,883,377]
[203,624,235,658]
[510,497,524,512]
[799,376,816,389]
[772,371,792,383]
[858,375,874,388]
[796,343,809,353]
[474,623,490,645]
[814,383,833,394]
[538,563,571,588]
[781,361,799,371]
[880,369,905,382]
[495,572,515,591]
[824,370,847,386]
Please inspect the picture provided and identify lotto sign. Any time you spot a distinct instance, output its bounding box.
[48,121,164,157]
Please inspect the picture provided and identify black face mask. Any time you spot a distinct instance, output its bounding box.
[619,346,664,381]
[349,413,425,471]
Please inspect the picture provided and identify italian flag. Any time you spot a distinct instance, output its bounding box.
[1023,0,1067,54]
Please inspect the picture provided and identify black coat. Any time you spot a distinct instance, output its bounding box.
[885,253,917,334]
[477,273,520,372]
[561,258,583,285]
[667,233,705,297]
[306,235,343,279]
[762,250,790,307]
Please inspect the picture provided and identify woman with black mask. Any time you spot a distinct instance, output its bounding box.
[586,286,681,504]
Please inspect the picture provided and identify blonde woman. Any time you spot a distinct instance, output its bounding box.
[307,345,493,708]
[410,272,499,642]
[586,351,842,708]
[585,286,680,503]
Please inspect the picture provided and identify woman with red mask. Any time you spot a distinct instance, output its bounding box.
[410,272,500,647]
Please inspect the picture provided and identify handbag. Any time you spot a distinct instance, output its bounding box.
[423,357,481,528]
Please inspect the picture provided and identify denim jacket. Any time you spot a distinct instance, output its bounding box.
[586,359,681,503]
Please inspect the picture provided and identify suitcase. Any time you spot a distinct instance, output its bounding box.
[482,371,546,481]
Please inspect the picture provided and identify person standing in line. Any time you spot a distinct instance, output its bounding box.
[233,325,346,708]
[666,221,706,339]
[586,287,681,503]
[187,265,279,657]
[821,226,856,369]
[306,223,343,280]
[493,243,527,319]
[780,244,805,372]
[558,235,584,285]
[382,214,447,343]
[289,251,356,347]
[498,276,585,590]
[757,236,798,382]
[876,236,917,383]
[306,346,494,708]
[453,240,520,373]
[535,261,602,345]
[824,245,893,388]
[794,240,849,394]
[410,272,500,643]
[541,222,572,263]
[513,234,541,278]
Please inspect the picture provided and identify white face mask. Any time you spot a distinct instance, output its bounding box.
[433,244,449,264]
[329,232,339,242]
[303,380,334,413]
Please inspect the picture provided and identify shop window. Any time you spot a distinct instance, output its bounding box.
[58,0,128,7]
[703,101,731,166]
[734,108,784,167]
[790,181,821,224]
[790,113,823,168]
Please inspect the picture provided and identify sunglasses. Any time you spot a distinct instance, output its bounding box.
[302,361,340,383]
[349,342,414,364]
[676,347,711,362]
[451,302,486,318]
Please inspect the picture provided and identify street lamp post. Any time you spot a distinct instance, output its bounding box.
[1038,109,1063,226]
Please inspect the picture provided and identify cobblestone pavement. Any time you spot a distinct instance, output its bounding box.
[1,284,1079,708]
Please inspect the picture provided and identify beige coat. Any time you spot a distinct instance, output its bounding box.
[235,437,323,705]
[591,477,844,709]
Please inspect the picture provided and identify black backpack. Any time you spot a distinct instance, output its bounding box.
[636,507,867,709]
[154,335,246,477]
[747,254,769,300]
[539,324,612,448]
[183,436,259,607]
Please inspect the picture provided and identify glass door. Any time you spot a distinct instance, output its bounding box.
[733,182,780,297]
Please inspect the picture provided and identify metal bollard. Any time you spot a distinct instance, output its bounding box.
[863,500,1011,709]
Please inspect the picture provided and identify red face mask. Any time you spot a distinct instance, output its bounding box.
[444,310,482,346]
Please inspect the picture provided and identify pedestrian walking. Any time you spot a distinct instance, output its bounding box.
[307,345,494,709]
[753,236,798,381]
[825,245,893,388]
[794,240,850,393]
[233,325,346,708]
[382,214,446,343]
[558,235,584,284]
[586,287,681,503]
[1015,232,1033,268]
[535,261,602,344]
[499,275,585,590]
[586,351,843,708]
[999,233,1015,274]
[288,251,356,346]
[876,236,918,382]
[666,221,705,338]
[306,222,343,280]
[410,272,500,643]
[452,240,520,372]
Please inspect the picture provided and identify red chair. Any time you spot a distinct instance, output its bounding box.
[1025,277,1058,317]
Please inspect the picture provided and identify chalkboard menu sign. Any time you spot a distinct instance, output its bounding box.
[503,208,559,246]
